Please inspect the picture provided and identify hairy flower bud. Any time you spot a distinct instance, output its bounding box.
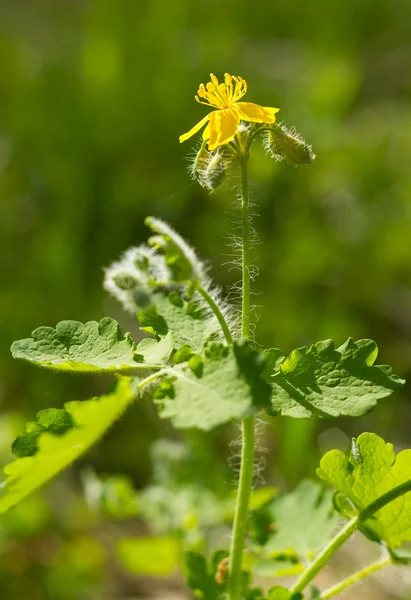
[190,142,233,191]
[205,150,226,190]
[112,272,138,290]
[265,123,315,165]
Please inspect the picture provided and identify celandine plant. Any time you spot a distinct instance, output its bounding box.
[5,73,411,600]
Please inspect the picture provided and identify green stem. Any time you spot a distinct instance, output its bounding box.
[228,415,255,600]
[240,154,251,339]
[359,479,411,521]
[228,151,254,600]
[196,283,233,344]
[290,517,358,595]
[319,556,391,600]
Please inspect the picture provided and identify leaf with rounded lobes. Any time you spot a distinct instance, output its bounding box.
[317,433,411,548]
[138,290,220,352]
[11,317,173,373]
[12,408,74,457]
[117,537,180,577]
[257,480,340,562]
[152,341,271,431]
[265,338,404,418]
[0,378,134,513]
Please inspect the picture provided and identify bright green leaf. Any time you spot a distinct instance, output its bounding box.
[266,338,404,418]
[153,341,271,431]
[0,378,134,513]
[11,317,172,373]
[317,433,411,548]
[138,291,220,351]
[259,480,340,562]
[117,537,179,576]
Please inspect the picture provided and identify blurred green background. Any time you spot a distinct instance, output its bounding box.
[1,0,411,598]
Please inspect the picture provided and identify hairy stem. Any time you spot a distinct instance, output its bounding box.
[240,154,251,339]
[196,283,233,344]
[319,556,391,599]
[228,151,255,600]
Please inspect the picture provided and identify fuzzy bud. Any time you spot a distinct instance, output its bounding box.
[204,150,226,190]
[265,123,315,165]
[112,272,138,290]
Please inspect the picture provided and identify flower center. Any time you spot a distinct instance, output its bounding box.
[195,73,247,109]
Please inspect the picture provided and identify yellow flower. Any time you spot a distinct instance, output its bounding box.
[179,73,280,151]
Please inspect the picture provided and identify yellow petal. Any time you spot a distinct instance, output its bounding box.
[202,122,210,140]
[235,102,279,123]
[208,107,239,151]
[179,112,212,143]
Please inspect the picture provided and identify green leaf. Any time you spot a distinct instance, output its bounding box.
[266,338,404,418]
[117,537,179,576]
[317,433,411,548]
[153,341,271,431]
[11,317,173,373]
[138,291,219,351]
[0,378,134,513]
[12,408,74,457]
[259,480,340,562]
[184,551,227,600]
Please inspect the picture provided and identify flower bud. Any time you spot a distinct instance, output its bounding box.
[112,272,138,290]
[265,123,315,165]
[205,150,226,190]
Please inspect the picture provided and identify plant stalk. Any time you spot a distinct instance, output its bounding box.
[196,283,233,344]
[228,151,255,600]
[319,556,391,599]
[290,517,359,595]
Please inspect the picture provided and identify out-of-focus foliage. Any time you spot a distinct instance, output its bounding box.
[1,0,411,598]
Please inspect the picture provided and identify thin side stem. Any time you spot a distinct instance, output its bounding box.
[196,283,233,344]
[290,517,359,595]
[228,151,255,600]
[319,556,391,600]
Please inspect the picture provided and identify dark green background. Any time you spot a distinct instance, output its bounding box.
[1,1,410,598]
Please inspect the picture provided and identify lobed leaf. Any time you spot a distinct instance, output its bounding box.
[153,341,271,431]
[138,290,220,351]
[317,433,411,547]
[11,317,173,373]
[266,338,404,418]
[0,378,134,513]
[12,408,74,458]
[258,480,340,562]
